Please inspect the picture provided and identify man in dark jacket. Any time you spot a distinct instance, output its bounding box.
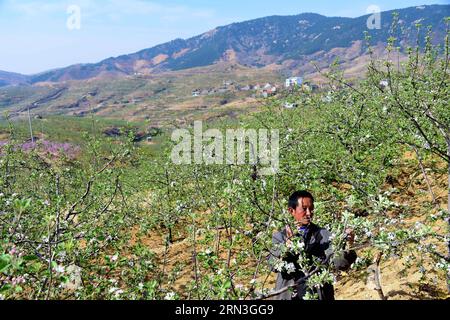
[268,191,357,300]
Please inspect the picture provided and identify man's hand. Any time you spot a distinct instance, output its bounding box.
[285,225,294,248]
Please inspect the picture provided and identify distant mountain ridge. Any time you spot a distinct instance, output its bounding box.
[0,71,30,87]
[1,4,448,86]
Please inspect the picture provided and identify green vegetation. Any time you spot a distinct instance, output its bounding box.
[0,18,449,300]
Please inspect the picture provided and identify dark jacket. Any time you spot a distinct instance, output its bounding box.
[267,223,357,300]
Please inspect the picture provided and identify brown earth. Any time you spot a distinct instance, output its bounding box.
[122,152,449,300]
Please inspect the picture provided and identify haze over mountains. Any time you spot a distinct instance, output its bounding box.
[1,4,448,87]
[0,71,30,87]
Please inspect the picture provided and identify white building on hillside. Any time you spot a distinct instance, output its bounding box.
[285,77,303,88]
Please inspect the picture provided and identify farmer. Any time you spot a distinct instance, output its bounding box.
[268,190,357,300]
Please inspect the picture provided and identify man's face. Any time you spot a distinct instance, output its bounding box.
[289,197,314,226]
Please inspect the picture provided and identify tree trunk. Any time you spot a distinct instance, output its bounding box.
[27,106,34,143]
[374,252,387,300]
[192,215,200,299]
[447,139,450,294]
[413,146,437,205]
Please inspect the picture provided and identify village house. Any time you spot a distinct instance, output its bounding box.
[261,84,277,98]
[217,87,229,93]
[223,80,234,87]
[285,77,303,88]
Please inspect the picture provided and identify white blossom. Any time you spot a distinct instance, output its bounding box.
[285,263,296,274]
[414,222,424,230]
[288,239,305,253]
[109,287,124,298]
[54,265,65,273]
[164,292,176,300]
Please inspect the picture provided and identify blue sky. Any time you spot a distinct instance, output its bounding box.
[0,0,448,74]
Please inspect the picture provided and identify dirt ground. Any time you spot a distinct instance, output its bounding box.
[129,154,449,300]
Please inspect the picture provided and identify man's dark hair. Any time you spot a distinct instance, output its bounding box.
[288,190,314,209]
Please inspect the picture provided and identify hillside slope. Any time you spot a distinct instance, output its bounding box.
[0,71,29,87]
[2,4,447,86]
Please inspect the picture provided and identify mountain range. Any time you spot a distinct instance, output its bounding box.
[1,4,448,87]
